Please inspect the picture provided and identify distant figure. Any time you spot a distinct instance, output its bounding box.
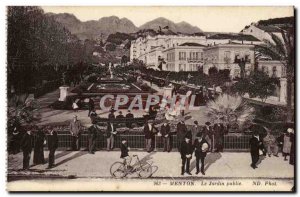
[88,98,95,117]
[160,121,171,152]
[191,121,201,143]
[21,128,34,170]
[9,124,22,154]
[116,111,125,119]
[202,122,213,152]
[69,115,82,151]
[277,129,292,161]
[72,99,79,112]
[176,119,188,151]
[108,108,115,120]
[125,110,134,128]
[120,138,132,169]
[194,132,209,175]
[88,122,99,154]
[289,128,295,165]
[143,120,158,152]
[89,109,98,123]
[47,128,58,169]
[106,122,117,151]
[213,123,225,152]
[249,132,260,169]
[180,135,194,175]
[33,127,45,165]
[263,130,279,157]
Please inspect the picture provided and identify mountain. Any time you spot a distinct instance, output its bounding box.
[47,13,139,40]
[46,13,202,40]
[139,17,202,34]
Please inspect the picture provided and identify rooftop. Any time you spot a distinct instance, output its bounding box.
[207,33,260,41]
[179,42,207,47]
[256,25,282,33]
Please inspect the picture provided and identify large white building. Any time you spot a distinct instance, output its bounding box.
[164,42,206,72]
[130,33,261,74]
[203,43,255,78]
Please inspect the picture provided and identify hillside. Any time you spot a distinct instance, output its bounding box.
[139,17,202,34]
[47,13,139,40]
[46,13,203,40]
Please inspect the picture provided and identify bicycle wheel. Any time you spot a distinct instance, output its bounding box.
[138,163,152,178]
[110,162,126,178]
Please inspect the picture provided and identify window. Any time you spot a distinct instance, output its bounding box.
[179,52,186,60]
[272,66,277,77]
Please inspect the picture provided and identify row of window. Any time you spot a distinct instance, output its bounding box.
[179,52,203,60]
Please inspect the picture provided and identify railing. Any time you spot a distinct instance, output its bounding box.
[38,131,281,152]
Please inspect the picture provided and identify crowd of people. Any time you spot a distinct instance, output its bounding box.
[8,108,295,174]
[249,127,295,169]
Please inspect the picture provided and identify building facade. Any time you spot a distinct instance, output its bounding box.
[203,44,255,78]
[163,43,206,72]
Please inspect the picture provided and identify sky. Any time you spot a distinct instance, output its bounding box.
[42,6,294,33]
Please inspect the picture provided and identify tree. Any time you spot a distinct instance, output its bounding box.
[232,70,279,102]
[7,6,86,98]
[257,25,294,122]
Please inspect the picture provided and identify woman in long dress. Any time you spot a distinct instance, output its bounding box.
[282,131,292,161]
[33,129,45,165]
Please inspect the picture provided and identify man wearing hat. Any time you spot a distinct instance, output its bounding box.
[160,120,171,152]
[180,134,194,175]
[143,120,158,152]
[191,121,201,144]
[108,108,115,120]
[194,132,209,175]
[69,115,82,151]
[88,121,100,154]
[47,127,58,169]
[176,118,188,152]
[20,127,34,170]
[116,111,125,119]
[120,138,132,169]
[125,110,134,128]
[106,121,117,151]
[249,131,261,169]
[213,122,225,152]
[202,121,213,152]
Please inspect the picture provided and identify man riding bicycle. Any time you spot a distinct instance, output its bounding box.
[120,138,132,170]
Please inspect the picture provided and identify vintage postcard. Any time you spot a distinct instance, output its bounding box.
[6,6,295,192]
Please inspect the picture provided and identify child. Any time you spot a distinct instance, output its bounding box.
[120,138,132,169]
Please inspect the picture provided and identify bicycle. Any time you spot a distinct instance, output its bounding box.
[110,155,153,178]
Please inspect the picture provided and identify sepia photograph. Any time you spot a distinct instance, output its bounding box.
[6,6,295,192]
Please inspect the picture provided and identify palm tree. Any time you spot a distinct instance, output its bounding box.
[256,25,294,122]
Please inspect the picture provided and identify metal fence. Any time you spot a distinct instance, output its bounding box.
[41,132,280,152]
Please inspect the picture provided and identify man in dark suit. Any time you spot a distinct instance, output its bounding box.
[191,121,201,143]
[176,119,188,152]
[125,110,134,128]
[144,120,158,152]
[108,108,115,120]
[202,122,213,152]
[106,122,117,151]
[47,128,58,169]
[120,138,132,169]
[88,122,99,154]
[213,123,225,152]
[194,132,209,175]
[116,111,125,119]
[21,128,34,170]
[180,135,194,175]
[160,121,171,152]
[249,132,260,169]
[88,98,95,117]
